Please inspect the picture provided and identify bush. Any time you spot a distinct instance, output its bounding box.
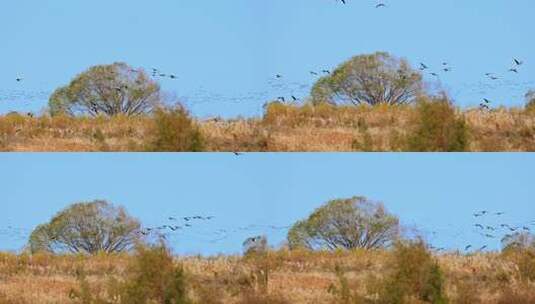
[501,247,535,283]
[70,244,191,304]
[377,240,448,304]
[525,90,535,114]
[406,95,468,152]
[147,105,204,152]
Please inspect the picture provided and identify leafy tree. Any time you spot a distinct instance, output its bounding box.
[311,52,423,106]
[49,62,160,117]
[287,196,400,250]
[29,200,141,254]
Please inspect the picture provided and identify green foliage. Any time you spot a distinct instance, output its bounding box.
[49,62,160,117]
[311,52,423,106]
[146,106,204,152]
[28,200,141,254]
[377,240,448,304]
[287,196,400,251]
[406,95,468,152]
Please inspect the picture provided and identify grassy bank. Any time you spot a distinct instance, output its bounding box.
[0,248,533,304]
[1,103,534,152]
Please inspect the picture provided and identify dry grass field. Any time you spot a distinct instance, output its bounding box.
[0,248,534,304]
[1,103,534,152]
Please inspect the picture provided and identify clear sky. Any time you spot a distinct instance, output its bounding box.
[1,153,534,255]
[1,0,534,117]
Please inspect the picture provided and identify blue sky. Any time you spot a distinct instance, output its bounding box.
[1,0,534,117]
[1,153,534,255]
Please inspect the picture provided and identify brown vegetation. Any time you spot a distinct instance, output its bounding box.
[0,247,534,304]
[0,103,534,151]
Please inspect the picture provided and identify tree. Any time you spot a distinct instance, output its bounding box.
[311,52,423,106]
[502,232,535,251]
[287,196,400,250]
[525,90,535,112]
[243,235,269,256]
[29,200,141,254]
[49,62,161,117]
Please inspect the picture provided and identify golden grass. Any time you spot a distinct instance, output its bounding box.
[0,103,534,151]
[0,249,533,304]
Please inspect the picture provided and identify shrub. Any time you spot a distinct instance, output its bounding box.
[406,95,468,152]
[70,244,190,304]
[501,247,535,282]
[525,90,535,114]
[147,105,203,152]
[377,240,448,304]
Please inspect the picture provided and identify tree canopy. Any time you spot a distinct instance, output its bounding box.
[526,90,535,111]
[49,62,161,117]
[28,200,141,254]
[311,52,423,106]
[502,232,535,251]
[287,196,400,250]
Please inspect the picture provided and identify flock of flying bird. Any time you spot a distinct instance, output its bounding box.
[1,0,533,115]
[337,0,387,8]
[131,215,291,245]
[416,58,526,111]
[1,55,531,119]
[425,210,535,253]
[1,208,534,253]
